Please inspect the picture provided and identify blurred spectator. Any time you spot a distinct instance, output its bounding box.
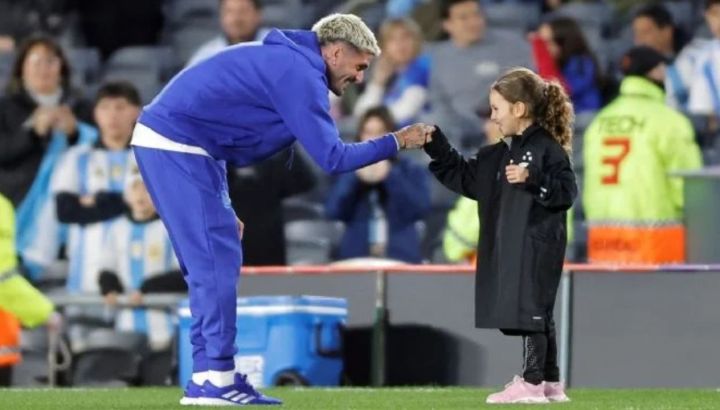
[688,0,720,127]
[51,82,140,293]
[0,38,12,54]
[531,16,603,113]
[442,196,479,263]
[98,173,185,353]
[401,0,446,42]
[583,46,702,264]
[227,149,316,266]
[353,18,430,127]
[0,37,96,277]
[388,0,550,42]
[0,36,93,207]
[428,0,532,148]
[187,0,270,66]
[387,0,544,19]
[69,0,164,61]
[325,107,431,263]
[633,3,709,111]
[0,193,58,386]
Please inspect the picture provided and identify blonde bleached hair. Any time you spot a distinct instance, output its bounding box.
[312,13,382,56]
[491,67,575,154]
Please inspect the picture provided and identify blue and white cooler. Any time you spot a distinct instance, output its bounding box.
[178,295,347,388]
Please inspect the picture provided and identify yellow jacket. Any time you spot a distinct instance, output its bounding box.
[0,194,53,327]
[443,197,479,263]
[582,76,702,263]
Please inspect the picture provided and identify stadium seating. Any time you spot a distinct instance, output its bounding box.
[66,47,102,89]
[551,1,613,28]
[661,1,695,34]
[285,219,344,265]
[282,197,326,222]
[100,45,176,103]
[483,2,540,32]
[13,326,50,387]
[261,0,305,29]
[70,329,146,386]
[164,0,218,29]
[101,68,163,105]
[105,46,176,80]
[169,25,219,65]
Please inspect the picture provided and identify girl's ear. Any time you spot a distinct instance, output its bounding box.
[512,101,527,119]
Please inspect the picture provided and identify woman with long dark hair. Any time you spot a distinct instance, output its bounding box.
[530,16,603,113]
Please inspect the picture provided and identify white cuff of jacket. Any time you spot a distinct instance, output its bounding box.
[392,133,400,150]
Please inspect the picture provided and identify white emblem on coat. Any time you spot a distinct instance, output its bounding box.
[519,150,533,168]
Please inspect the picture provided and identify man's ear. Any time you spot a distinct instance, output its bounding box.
[322,43,342,67]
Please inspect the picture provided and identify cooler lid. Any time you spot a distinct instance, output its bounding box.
[178,295,347,317]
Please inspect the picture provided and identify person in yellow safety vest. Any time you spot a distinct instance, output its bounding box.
[443,196,480,264]
[583,46,703,264]
[442,196,575,264]
[0,193,56,385]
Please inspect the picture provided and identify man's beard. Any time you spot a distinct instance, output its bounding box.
[326,69,342,96]
[329,84,342,96]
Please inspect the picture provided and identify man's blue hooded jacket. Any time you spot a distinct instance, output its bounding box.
[138,29,398,172]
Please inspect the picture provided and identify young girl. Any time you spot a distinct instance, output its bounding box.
[424,67,577,404]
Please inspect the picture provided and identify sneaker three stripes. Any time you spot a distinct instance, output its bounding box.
[222,390,255,404]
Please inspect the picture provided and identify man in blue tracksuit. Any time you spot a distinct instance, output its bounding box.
[131,14,431,406]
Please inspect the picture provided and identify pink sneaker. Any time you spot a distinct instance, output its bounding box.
[544,381,570,402]
[486,375,549,404]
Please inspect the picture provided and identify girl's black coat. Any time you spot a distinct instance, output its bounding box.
[425,124,576,333]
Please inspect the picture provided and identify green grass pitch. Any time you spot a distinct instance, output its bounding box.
[1,387,718,409]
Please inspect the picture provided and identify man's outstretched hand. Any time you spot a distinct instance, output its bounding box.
[395,123,434,149]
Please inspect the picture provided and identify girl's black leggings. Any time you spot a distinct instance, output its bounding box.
[520,315,559,385]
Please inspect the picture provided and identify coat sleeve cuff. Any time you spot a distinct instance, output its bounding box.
[423,129,452,159]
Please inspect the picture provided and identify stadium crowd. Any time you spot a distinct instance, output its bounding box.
[0,0,718,387]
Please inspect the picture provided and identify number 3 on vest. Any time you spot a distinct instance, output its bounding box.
[601,137,631,185]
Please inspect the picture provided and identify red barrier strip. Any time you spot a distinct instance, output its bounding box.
[241,263,720,275]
